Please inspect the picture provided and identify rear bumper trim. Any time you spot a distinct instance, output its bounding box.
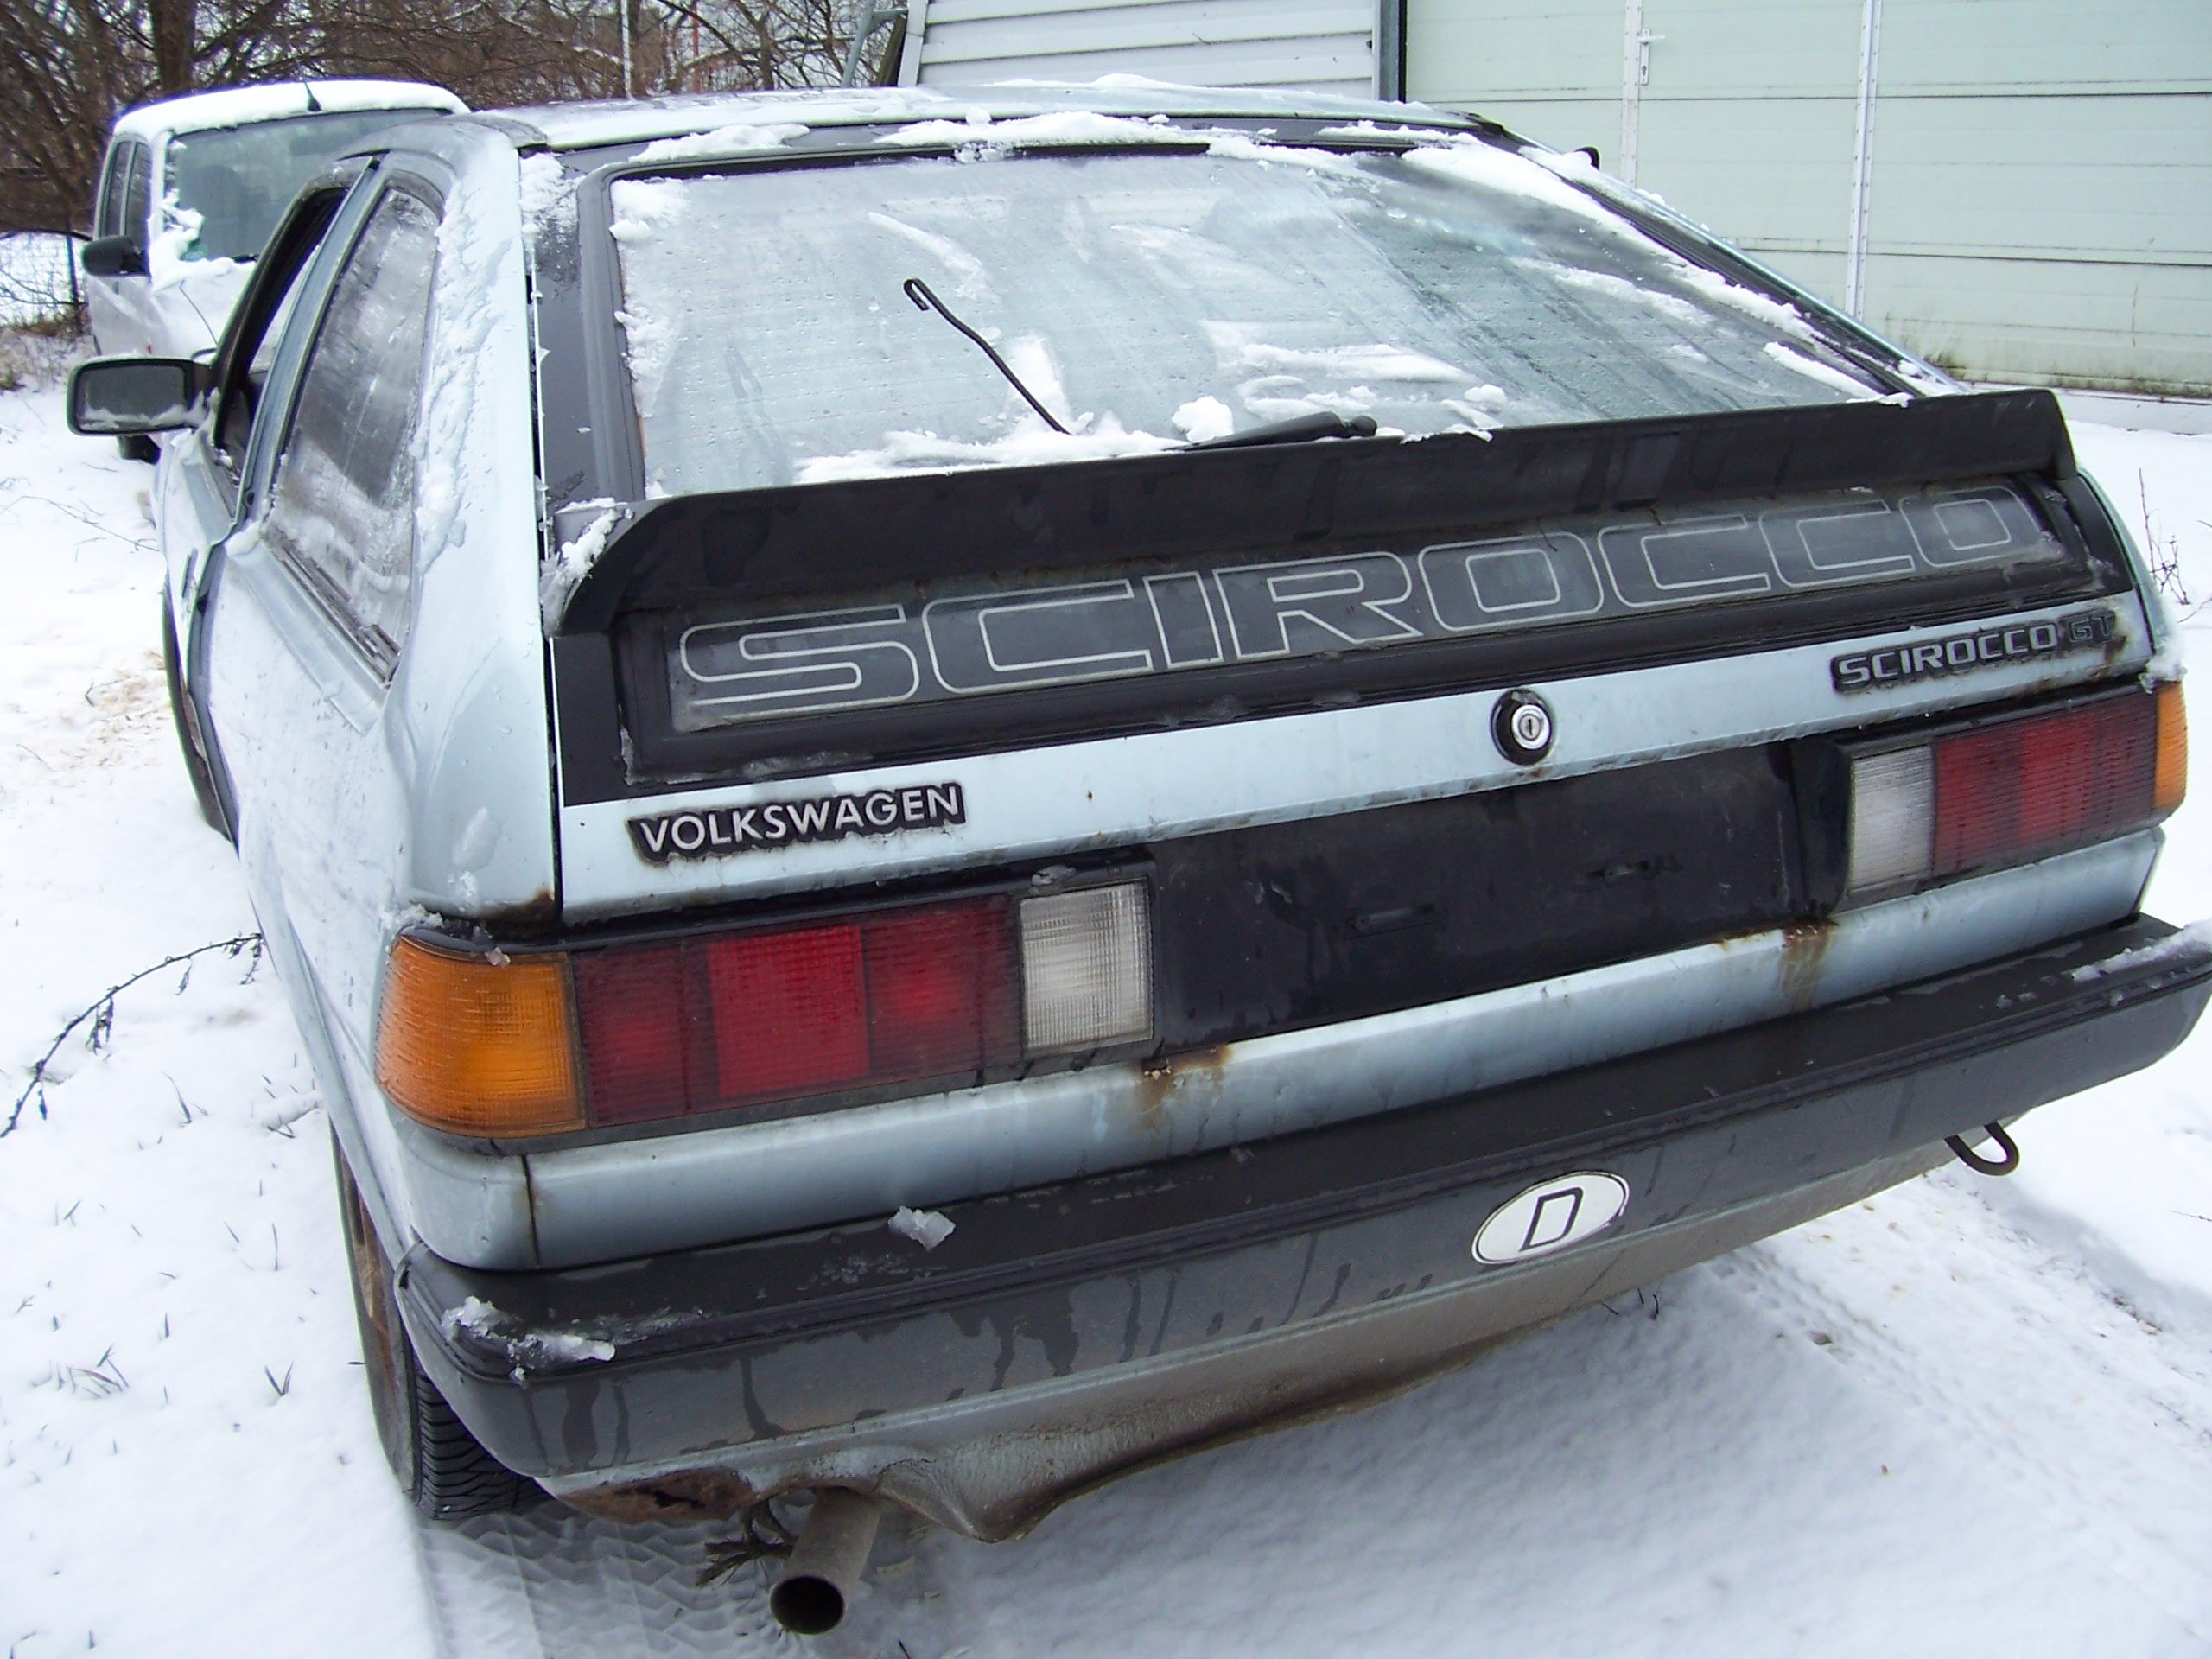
[486,833,2158,1271]
[398,914,2211,1532]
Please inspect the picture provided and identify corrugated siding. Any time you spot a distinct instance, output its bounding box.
[1401,0,1617,113]
[1407,0,2212,396]
[1632,0,1863,304]
[1401,0,1618,170]
[904,0,1377,98]
[1859,0,2212,396]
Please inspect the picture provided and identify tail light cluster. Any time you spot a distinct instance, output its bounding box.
[1846,683,2186,898]
[376,879,1153,1139]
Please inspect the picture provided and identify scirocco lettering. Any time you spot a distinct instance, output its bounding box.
[1830,607,2115,691]
[628,781,965,864]
[670,480,2071,731]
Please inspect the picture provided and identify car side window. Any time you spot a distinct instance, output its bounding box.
[215,230,329,475]
[261,187,439,675]
[122,144,152,244]
[205,181,354,485]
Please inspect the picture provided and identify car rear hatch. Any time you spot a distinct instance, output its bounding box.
[484,123,2174,1261]
[540,382,2158,1075]
[536,121,2145,957]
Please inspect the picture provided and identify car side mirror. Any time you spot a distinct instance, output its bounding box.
[67,357,209,436]
[1571,145,1601,168]
[81,234,149,279]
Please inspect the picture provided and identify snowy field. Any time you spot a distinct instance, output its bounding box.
[3,370,2209,1658]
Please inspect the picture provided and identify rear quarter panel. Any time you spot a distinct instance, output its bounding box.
[204,137,554,1262]
[357,140,556,1251]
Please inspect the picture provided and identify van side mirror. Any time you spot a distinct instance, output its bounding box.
[81,235,149,278]
[67,357,209,436]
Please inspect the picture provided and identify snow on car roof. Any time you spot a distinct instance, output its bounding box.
[110,79,466,143]
[494,78,1473,153]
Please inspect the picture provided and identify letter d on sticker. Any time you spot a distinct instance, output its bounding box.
[1473,1172,1631,1265]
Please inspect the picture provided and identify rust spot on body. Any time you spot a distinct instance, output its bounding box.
[563,1470,760,1523]
[452,889,563,939]
[1133,1043,1231,1123]
[1777,917,1836,1010]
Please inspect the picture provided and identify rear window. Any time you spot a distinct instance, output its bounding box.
[607,137,1889,499]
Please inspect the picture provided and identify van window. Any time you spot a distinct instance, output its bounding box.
[121,144,152,244]
[164,111,411,264]
[95,145,131,239]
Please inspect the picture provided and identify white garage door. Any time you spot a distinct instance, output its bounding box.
[899,0,1381,99]
[1407,0,2212,397]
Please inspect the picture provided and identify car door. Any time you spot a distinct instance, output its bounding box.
[160,168,367,747]
[194,168,447,1079]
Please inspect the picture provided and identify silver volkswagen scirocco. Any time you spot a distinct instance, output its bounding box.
[68,81,2209,1635]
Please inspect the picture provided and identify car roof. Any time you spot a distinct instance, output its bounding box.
[481,79,1475,154]
[111,79,467,144]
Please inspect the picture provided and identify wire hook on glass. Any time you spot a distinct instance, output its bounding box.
[902,276,1070,435]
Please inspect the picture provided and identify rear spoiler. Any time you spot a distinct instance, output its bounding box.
[552,389,2079,633]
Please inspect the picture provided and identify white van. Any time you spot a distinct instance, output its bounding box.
[82,81,463,391]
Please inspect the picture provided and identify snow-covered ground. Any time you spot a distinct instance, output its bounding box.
[2,374,2209,1657]
[0,235,77,331]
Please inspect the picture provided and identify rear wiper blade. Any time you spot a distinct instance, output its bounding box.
[1191,410,1379,450]
[903,276,1070,434]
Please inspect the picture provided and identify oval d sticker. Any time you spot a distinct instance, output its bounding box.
[1473,1172,1630,1265]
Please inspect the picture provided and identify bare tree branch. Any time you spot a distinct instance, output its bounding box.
[0,1,869,236]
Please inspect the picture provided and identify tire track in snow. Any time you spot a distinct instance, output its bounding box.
[1715,1174,2212,1643]
[413,1508,768,1658]
[407,1166,2212,1657]
[411,1502,973,1658]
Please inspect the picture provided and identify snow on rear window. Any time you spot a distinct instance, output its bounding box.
[607,140,1885,498]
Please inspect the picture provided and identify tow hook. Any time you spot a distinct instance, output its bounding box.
[1946,1122,2020,1177]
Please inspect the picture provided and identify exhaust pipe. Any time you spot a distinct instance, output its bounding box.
[768,1489,885,1636]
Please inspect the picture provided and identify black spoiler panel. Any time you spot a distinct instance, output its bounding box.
[551,391,2132,797]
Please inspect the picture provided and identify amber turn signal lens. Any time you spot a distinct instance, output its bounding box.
[2154,679,2188,815]
[375,937,584,1136]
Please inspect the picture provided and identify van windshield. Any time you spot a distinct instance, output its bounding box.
[607,135,1892,498]
[164,111,419,262]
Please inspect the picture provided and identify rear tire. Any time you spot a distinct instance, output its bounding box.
[160,598,228,837]
[335,1146,530,1519]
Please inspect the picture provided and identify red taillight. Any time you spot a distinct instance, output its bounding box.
[1932,697,2154,875]
[1847,688,2180,897]
[863,902,1020,1078]
[708,923,870,1101]
[573,945,694,1123]
[382,879,1150,1139]
[573,896,1022,1125]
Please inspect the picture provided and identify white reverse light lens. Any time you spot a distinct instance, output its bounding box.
[1847,747,1934,893]
[1020,882,1154,1053]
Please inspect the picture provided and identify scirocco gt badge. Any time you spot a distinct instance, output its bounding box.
[629,781,966,863]
[1831,607,2115,691]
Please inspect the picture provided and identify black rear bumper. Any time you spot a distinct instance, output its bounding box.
[398,915,2210,1532]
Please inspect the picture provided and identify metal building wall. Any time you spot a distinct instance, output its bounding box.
[899,0,1381,98]
[1406,0,2212,397]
